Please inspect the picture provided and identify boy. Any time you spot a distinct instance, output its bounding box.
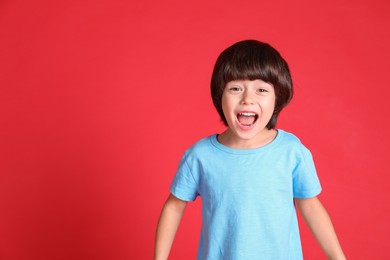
[154,40,346,259]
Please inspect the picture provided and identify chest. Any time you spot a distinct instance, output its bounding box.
[197,153,295,203]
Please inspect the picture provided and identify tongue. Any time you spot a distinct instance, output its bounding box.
[238,115,255,126]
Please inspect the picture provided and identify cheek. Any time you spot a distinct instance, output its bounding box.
[269,95,276,110]
[221,99,237,125]
[270,99,276,111]
[261,99,276,119]
[263,97,275,109]
[221,102,232,120]
[221,96,231,112]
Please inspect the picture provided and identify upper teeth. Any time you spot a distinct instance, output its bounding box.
[239,112,256,116]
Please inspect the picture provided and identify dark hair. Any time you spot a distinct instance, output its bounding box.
[210,40,293,129]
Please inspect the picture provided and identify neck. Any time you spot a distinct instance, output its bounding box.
[217,128,277,149]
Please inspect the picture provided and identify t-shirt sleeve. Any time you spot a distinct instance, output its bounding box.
[292,146,322,198]
[170,153,199,202]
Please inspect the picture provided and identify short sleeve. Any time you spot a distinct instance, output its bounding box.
[170,154,199,201]
[292,147,322,198]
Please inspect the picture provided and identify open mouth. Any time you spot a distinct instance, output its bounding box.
[237,112,258,127]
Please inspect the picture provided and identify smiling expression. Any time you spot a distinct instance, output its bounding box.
[220,79,276,148]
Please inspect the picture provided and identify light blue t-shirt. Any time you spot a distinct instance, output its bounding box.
[170,130,322,260]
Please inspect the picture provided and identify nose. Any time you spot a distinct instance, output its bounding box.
[241,91,254,105]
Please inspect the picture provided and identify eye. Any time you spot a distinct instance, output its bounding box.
[257,88,268,93]
[229,87,241,92]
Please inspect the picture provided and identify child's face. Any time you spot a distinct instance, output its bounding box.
[221,79,276,146]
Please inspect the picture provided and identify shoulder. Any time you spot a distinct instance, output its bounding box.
[277,129,312,155]
[178,135,219,170]
[183,134,217,158]
[278,129,303,146]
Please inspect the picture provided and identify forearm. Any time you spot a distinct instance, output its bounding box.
[154,194,187,260]
[295,197,346,260]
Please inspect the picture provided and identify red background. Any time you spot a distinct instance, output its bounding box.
[1,0,390,259]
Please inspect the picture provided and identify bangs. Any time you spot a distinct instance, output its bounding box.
[221,46,281,86]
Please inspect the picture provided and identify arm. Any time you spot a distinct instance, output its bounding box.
[295,197,346,260]
[154,193,188,260]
